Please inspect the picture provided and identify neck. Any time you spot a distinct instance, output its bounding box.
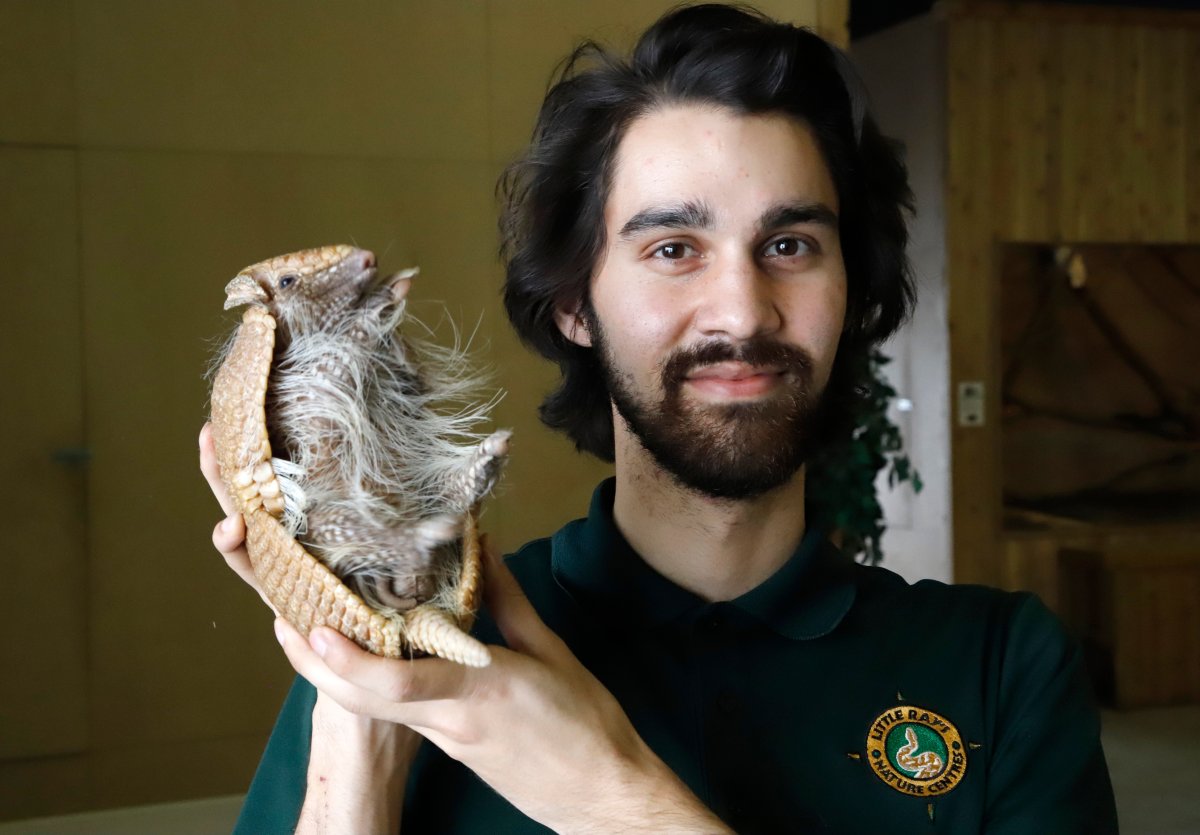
[610,428,808,603]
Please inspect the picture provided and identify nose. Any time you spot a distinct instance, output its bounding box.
[693,254,782,341]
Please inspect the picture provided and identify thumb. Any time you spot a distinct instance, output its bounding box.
[480,536,558,658]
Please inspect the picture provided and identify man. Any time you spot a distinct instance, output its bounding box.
[202,5,1118,832]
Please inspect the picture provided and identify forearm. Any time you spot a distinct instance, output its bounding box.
[539,737,733,835]
[266,554,734,834]
[296,692,420,835]
[604,768,733,834]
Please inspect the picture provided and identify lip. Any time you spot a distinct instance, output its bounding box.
[685,363,785,399]
[686,361,784,381]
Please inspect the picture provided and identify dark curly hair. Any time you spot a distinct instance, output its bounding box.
[499,3,915,461]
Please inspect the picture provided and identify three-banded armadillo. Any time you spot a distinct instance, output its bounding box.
[209,245,509,665]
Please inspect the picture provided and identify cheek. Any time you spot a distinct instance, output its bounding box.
[783,279,847,377]
[824,281,849,343]
[592,280,684,363]
[603,316,677,384]
[819,264,849,336]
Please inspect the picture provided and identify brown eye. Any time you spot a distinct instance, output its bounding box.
[764,237,813,258]
[279,274,298,289]
[654,242,695,260]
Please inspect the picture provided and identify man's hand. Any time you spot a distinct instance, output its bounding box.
[199,422,277,612]
[200,422,419,833]
[200,422,728,833]
[276,531,731,833]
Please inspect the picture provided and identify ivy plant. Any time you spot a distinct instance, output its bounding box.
[807,349,923,564]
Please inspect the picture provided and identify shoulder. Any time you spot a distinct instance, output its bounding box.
[841,562,1079,706]
[504,534,554,576]
[848,560,1056,641]
[502,536,559,605]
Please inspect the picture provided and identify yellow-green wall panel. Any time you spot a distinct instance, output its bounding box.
[0,147,88,762]
[0,0,76,144]
[73,0,490,160]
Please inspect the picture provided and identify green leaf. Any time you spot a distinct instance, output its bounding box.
[806,348,922,565]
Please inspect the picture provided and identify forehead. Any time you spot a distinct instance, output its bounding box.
[605,104,838,226]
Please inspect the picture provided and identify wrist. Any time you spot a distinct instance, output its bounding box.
[297,692,420,835]
[311,690,421,766]
[564,739,733,834]
[623,744,733,833]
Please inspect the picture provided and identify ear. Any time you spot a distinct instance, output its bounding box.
[553,306,592,348]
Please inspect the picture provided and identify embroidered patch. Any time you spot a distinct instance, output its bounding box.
[865,705,967,797]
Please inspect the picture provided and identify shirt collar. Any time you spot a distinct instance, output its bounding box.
[550,478,857,640]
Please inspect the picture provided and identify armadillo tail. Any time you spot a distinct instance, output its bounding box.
[404,605,491,667]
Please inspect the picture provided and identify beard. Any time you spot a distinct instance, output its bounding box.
[587,312,826,501]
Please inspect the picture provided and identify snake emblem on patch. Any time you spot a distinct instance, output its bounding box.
[864,705,967,797]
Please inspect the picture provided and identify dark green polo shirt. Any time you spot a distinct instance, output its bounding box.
[235,479,1117,834]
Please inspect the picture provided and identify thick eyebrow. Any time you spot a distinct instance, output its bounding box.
[618,200,714,240]
[757,202,839,235]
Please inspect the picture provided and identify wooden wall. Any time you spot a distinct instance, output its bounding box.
[0,0,847,822]
[1003,523,1200,613]
[946,2,1200,587]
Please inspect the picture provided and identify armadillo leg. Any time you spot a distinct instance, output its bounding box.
[404,605,491,667]
[446,429,511,510]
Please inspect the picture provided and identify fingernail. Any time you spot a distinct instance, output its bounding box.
[274,619,286,647]
[310,630,328,658]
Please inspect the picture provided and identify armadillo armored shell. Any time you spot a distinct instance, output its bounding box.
[210,304,491,667]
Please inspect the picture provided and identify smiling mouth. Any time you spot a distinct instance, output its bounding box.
[685,363,786,398]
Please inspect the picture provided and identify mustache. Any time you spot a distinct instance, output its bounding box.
[660,338,815,386]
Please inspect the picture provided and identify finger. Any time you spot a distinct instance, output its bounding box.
[211,514,275,613]
[199,422,236,516]
[309,626,473,706]
[274,619,405,722]
[212,507,246,552]
[211,513,253,582]
[279,622,465,729]
[481,537,559,658]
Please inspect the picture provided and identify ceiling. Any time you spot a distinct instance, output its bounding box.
[849,0,1200,40]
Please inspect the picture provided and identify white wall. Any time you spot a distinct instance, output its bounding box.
[852,15,953,583]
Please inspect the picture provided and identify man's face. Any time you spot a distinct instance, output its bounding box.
[562,103,847,500]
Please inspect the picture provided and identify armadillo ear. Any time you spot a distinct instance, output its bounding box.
[554,306,592,348]
[387,267,419,303]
